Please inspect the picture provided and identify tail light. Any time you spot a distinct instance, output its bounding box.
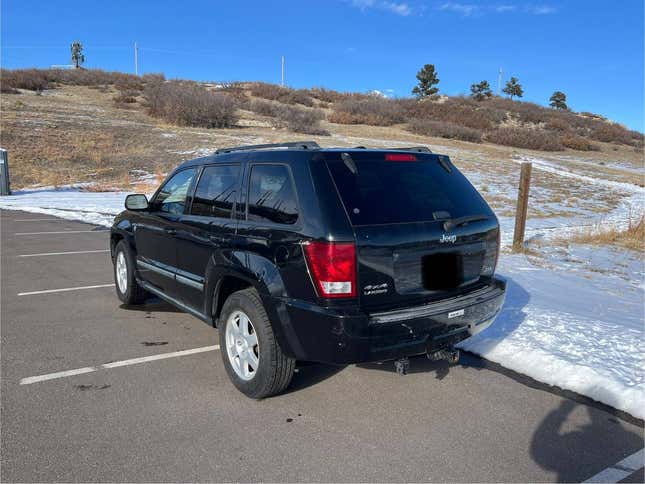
[481,228,500,277]
[303,241,357,298]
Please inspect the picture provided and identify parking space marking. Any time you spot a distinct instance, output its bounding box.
[19,345,220,385]
[18,249,110,258]
[15,230,109,235]
[18,283,115,296]
[583,448,644,483]
[14,218,68,222]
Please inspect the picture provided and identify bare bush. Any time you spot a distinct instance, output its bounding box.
[144,80,239,128]
[589,122,635,145]
[249,82,314,106]
[406,119,483,143]
[248,99,278,117]
[330,97,404,126]
[399,97,495,130]
[306,87,346,103]
[485,127,563,151]
[247,99,327,135]
[273,105,328,135]
[1,68,50,91]
[561,134,600,151]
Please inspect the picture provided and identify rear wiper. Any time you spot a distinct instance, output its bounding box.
[443,214,489,232]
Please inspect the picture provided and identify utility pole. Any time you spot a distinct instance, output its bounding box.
[134,42,139,76]
[497,67,503,95]
[281,56,285,87]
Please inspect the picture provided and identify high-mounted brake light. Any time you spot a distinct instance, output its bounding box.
[385,153,417,162]
[303,241,357,298]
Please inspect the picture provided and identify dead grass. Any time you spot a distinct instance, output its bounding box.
[567,215,645,253]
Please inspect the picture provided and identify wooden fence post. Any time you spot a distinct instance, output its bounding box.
[512,162,532,252]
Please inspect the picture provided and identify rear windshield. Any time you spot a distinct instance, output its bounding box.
[326,152,492,226]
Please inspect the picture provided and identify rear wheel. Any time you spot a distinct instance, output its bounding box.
[113,240,148,305]
[219,287,295,398]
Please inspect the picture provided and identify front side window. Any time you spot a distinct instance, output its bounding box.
[154,168,197,215]
[191,164,240,218]
[247,164,298,225]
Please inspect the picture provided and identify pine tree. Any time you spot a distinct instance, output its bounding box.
[71,41,85,69]
[470,80,492,101]
[549,91,568,110]
[502,76,523,100]
[412,64,440,100]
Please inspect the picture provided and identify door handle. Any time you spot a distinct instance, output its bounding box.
[164,228,177,235]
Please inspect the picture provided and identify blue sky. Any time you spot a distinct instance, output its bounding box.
[2,0,643,131]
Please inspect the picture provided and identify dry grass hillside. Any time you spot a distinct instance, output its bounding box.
[0,68,642,195]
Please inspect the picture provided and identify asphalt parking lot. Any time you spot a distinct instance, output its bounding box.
[1,209,643,483]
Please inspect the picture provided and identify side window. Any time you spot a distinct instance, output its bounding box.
[247,164,298,225]
[154,168,197,215]
[190,164,240,218]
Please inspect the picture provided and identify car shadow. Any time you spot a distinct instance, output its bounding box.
[284,361,347,394]
[530,399,644,482]
[119,297,183,313]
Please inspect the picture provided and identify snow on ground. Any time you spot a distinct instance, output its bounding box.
[1,153,643,419]
[0,187,131,227]
[459,253,644,419]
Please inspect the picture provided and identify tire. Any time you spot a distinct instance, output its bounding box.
[113,239,148,305]
[219,287,295,399]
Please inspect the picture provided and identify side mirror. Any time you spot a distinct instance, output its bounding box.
[125,194,149,211]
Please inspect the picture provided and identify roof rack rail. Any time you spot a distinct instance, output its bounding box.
[389,146,432,153]
[215,141,320,154]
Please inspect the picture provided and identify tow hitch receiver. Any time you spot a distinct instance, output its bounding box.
[394,357,410,375]
[427,347,460,364]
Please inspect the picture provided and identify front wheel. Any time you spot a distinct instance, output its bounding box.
[219,288,295,398]
[113,240,148,305]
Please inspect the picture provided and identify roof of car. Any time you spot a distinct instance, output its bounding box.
[174,142,435,171]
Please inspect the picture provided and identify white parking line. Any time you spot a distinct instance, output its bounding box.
[18,249,110,258]
[18,284,115,296]
[583,448,644,483]
[15,230,108,235]
[14,218,67,222]
[20,345,220,385]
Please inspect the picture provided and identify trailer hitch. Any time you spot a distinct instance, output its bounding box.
[427,347,460,364]
[393,357,410,375]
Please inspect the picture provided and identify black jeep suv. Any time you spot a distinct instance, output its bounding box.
[111,142,506,398]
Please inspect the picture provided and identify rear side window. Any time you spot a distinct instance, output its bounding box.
[247,164,298,225]
[155,168,197,215]
[326,153,491,226]
[191,165,240,218]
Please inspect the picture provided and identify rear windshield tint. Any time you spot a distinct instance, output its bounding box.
[326,153,491,226]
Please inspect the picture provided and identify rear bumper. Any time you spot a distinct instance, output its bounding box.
[272,278,506,364]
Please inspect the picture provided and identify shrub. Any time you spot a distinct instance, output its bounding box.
[273,105,328,135]
[406,119,482,143]
[485,127,563,151]
[399,97,494,130]
[247,99,327,135]
[248,99,279,117]
[249,82,314,106]
[1,68,50,91]
[113,90,139,106]
[329,97,404,126]
[589,122,634,145]
[307,87,346,103]
[561,134,600,151]
[144,80,238,128]
[545,117,572,133]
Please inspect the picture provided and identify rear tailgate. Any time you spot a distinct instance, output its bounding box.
[325,151,499,311]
